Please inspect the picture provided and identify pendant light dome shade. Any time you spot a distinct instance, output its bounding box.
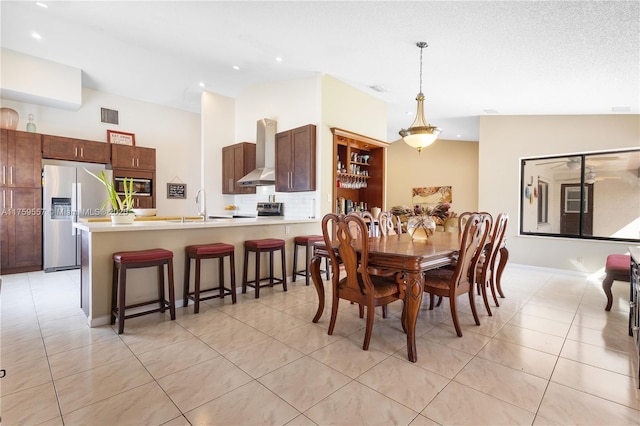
[399,42,441,153]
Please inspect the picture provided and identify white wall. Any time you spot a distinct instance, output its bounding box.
[1,88,201,216]
[201,91,235,215]
[1,48,82,110]
[320,74,388,215]
[211,76,322,218]
[479,114,640,273]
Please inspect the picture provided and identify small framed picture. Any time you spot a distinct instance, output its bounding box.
[167,183,187,199]
[107,130,136,146]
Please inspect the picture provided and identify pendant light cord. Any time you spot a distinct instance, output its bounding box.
[419,45,423,93]
[416,41,428,94]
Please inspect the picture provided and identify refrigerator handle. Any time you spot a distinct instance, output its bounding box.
[72,183,78,235]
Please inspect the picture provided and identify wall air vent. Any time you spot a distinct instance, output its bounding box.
[100,108,119,125]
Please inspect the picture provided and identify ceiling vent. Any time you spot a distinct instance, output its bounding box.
[101,107,119,125]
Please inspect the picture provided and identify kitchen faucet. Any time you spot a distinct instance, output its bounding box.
[195,188,207,221]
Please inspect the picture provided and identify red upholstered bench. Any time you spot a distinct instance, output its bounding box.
[603,254,631,311]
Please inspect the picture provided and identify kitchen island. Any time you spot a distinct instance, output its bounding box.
[74,217,320,326]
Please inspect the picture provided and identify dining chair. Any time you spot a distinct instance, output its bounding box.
[347,211,376,237]
[423,213,491,337]
[475,213,509,316]
[378,210,402,236]
[458,211,492,233]
[322,213,403,350]
[348,211,394,317]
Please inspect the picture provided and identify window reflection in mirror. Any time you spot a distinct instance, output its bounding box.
[520,149,640,242]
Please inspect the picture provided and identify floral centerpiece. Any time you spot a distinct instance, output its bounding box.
[390,203,455,239]
[84,169,136,223]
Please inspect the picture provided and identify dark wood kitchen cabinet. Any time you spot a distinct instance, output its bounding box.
[42,135,110,164]
[222,142,256,194]
[275,124,316,192]
[1,187,42,272]
[1,130,43,274]
[111,144,156,171]
[1,130,42,188]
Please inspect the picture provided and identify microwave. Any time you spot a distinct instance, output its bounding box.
[115,177,152,196]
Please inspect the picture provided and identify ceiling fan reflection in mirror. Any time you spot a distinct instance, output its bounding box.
[559,166,622,184]
[536,156,620,169]
[536,157,581,169]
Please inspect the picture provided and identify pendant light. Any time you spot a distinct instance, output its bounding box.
[399,42,441,153]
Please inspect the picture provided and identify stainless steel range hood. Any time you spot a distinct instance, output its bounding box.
[237,118,277,186]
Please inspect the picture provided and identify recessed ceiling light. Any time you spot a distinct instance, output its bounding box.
[457,134,462,138]
[36,2,48,8]
[369,85,386,93]
[483,109,498,114]
[32,32,42,40]
[275,57,282,63]
[199,82,205,88]
[406,111,413,115]
[232,65,240,70]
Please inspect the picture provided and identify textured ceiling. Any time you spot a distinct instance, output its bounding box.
[1,1,638,142]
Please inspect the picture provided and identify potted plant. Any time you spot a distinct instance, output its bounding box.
[84,169,136,224]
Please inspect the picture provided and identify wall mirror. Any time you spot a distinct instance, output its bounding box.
[520,149,640,243]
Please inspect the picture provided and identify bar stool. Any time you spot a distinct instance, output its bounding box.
[293,235,330,286]
[184,243,236,313]
[111,248,176,334]
[242,238,287,298]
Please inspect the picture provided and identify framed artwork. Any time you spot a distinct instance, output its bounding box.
[412,186,452,205]
[167,183,187,199]
[107,130,136,146]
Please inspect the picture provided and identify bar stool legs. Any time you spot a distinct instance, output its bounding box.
[111,248,176,334]
[242,238,287,298]
[293,235,330,286]
[184,243,236,314]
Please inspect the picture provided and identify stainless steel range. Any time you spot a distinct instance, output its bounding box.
[257,202,284,217]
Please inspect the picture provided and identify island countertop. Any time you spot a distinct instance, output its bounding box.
[74,216,318,233]
[75,216,321,326]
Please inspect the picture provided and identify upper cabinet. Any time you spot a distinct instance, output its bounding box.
[222,142,256,194]
[332,128,388,213]
[111,144,156,171]
[42,135,110,164]
[1,130,42,188]
[275,124,316,192]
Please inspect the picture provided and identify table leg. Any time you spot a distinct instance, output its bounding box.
[496,246,509,298]
[404,271,423,363]
[310,254,325,323]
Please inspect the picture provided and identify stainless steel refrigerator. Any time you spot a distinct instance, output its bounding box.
[43,160,112,272]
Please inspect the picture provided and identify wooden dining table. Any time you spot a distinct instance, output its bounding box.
[309,232,462,363]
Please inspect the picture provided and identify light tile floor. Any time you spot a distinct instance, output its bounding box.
[1,265,639,425]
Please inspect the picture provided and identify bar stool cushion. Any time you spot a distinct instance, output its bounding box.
[245,238,285,250]
[114,248,173,263]
[187,243,234,256]
[294,235,324,244]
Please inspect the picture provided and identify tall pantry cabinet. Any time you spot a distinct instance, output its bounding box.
[1,130,43,273]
